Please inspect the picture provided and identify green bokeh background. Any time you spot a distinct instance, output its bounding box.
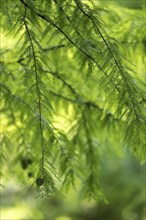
[1,152,145,220]
[99,0,145,9]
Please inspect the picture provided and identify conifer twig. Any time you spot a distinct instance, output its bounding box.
[22,5,45,179]
[19,0,120,93]
[74,0,140,121]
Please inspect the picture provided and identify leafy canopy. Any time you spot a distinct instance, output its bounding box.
[0,0,145,200]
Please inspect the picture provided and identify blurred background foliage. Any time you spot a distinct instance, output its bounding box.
[0,0,145,219]
[1,152,145,220]
[99,0,145,9]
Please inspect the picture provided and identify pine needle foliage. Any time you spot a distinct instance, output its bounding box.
[0,0,146,201]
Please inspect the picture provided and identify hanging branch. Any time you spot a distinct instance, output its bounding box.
[22,5,45,179]
[80,109,104,200]
[19,0,120,93]
[74,0,140,121]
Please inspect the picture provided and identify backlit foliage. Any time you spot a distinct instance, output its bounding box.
[0,0,145,200]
